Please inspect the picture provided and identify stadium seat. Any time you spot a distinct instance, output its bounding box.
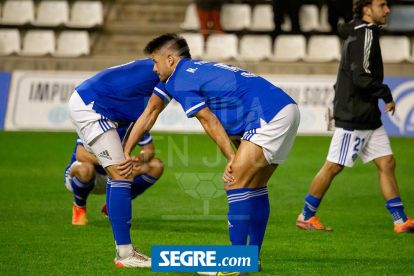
[0,29,20,56]
[180,33,204,59]
[304,35,341,62]
[319,5,332,32]
[380,36,410,63]
[299,5,319,32]
[53,31,89,58]
[1,0,34,25]
[32,0,69,27]
[66,1,103,28]
[281,14,292,32]
[271,35,306,62]
[383,5,414,32]
[249,4,274,32]
[180,3,200,31]
[204,34,238,60]
[221,4,251,31]
[240,35,272,61]
[19,30,55,56]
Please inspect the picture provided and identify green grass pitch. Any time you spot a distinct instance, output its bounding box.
[0,132,413,275]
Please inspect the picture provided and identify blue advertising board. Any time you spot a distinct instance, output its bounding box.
[0,72,12,130]
[382,77,414,137]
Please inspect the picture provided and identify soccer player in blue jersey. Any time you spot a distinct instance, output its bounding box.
[120,34,300,275]
[68,59,164,267]
[64,125,163,226]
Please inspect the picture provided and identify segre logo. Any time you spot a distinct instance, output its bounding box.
[152,245,258,272]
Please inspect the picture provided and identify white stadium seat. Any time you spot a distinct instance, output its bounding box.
[19,30,55,56]
[1,0,34,25]
[304,35,341,62]
[0,29,20,56]
[271,35,306,62]
[319,5,332,32]
[180,3,200,31]
[249,4,274,32]
[180,33,204,59]
[281,14,292,32]
[299,5,319,32]
[33,0,69,27]
[380,36,410,63]
[240,35,272,61]
[221,4,251,31]
[53,31,89,58]
[204,34,238,60]
[66,1,103,28]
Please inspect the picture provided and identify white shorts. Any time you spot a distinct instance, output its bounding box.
[327,126,393,167]
[241,104,300,164]
[65,161,108,195]
[69,91,124,167]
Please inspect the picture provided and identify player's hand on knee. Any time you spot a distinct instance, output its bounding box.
[223,161,234,183]
[131,156,144,172]
[118,155,133,177]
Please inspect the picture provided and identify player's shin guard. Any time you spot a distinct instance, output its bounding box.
[71,176,95,207]
[248,187,269,256]
[109,180,132,245]
[302,194,321,221]
[130,174,158,200]
[227,188,252,246]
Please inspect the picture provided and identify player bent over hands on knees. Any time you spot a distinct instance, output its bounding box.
[296,0,414,233]
[120,33,300,275]
[68,59,165,267]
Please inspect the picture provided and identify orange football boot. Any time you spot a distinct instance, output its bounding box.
[394,217,414,233]
[72,203,87,225]
[296,215,332,231]
[101,203,108,217]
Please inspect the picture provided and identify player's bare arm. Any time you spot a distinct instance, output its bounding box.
[195,106,236,183]
[119,93,166,176]
[75,145,100,165]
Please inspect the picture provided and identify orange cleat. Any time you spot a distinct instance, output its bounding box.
[394,217,414,233]
[296,215,332,231]
[72,203,87,225]
[102,203,108,217]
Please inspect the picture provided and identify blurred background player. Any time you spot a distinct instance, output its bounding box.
[64,124,163,226]
[195,0,224,41]
[296,0,414,233]
[120,34,300,275]
[68,59,164,267]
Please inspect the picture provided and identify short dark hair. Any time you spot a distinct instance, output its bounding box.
[353,0,373,19]
[144,33,191,58]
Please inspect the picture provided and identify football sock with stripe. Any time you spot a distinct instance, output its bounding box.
[106,179,117,243]
[301,194,321,221]
[130,174,158,200]
[108,180,132,255]
[71,176,95,207]
[227,188,252,246]
[248,187,270,256]
[386,197,408,225]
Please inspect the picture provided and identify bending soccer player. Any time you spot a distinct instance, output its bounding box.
[296,0,414,233]
[64,125,163,225]
[68,59,165,267]
[120,34,300,275]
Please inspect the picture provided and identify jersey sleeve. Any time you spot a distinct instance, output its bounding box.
[173,80,207,118]
[75,136,84,146]
[138,132,153,146]
[153,82,172,103]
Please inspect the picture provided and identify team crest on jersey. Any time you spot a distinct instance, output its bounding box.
[352,153,358,162]
[98,150,112,160]
[186,68,198,73]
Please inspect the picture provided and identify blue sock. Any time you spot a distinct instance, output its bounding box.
[71,176,95,207]
[109,180,132,245]
[106,179,117,242]
[130,174,158,200]
[227,188,252,246]
[301,194,321,221]
[386,197,408,223]
[248,187,270,257]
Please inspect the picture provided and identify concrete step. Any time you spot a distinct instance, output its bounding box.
[93,34,160,55]
[107,3,187,22]
[105,21,182,35]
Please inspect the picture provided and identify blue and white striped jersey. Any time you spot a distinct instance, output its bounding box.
[76,59,161,124]
[153,59,296,135]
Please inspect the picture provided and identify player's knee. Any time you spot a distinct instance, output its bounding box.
[378,155,396,173]
[76,163,95,182]
[147,158,164,179]
[324,161,343,176]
